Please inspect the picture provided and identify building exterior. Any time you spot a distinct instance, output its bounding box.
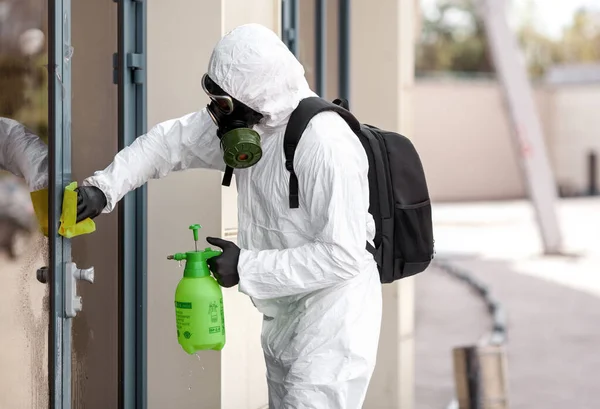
[1,1,418,409]
[5,1,598,408]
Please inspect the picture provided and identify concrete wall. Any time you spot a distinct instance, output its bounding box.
[414,79,600,202]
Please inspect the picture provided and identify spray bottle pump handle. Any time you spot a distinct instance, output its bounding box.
[203,248,222,259]
[189,224,201,242]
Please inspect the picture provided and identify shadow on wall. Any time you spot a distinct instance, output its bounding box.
[415,256,600,409]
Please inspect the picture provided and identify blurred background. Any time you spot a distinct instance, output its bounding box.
[0,0,599,408]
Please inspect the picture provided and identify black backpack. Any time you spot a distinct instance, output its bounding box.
[283,97,434,283]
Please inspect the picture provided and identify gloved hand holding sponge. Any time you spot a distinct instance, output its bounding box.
[30,184,105,238]
[74,185,107,223]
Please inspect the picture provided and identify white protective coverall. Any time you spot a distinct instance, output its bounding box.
[0,117,48,191]
[83,23,382,409]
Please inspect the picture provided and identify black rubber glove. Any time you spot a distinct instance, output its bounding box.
[205,237,240,288]
[75,186,107,223]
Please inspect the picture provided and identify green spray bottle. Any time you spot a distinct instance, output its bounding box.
[167,224,226,354]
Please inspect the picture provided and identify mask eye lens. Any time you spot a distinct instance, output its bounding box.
[212,96,234,114]
[203,74,234,114]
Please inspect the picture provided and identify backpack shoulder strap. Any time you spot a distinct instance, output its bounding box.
[284,97,361,208]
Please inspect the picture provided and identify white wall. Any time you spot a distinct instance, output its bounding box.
[414,79,528,202]
[147,1,224,408]
[413,79,600,202]
[550,84,600,195]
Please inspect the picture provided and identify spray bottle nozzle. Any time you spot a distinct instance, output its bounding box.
[167,224,222,277]
[167,253,187,261]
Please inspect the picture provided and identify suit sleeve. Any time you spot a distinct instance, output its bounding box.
[83,108,224,212]
[0,118,48,192]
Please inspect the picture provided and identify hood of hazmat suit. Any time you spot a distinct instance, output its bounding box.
[83,23,382,409]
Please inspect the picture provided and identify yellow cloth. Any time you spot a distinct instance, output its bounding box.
[29,182,96,238]
[30,188,49,237]
[59,182,96,238]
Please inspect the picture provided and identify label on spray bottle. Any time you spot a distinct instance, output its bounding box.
[220,298,225,337]
[175,300,223,339]
[175,301,193,339]
[208,301,221,334]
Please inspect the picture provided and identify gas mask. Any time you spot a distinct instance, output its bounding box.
[202,74,264,174]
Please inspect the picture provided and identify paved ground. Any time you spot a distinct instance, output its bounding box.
[415,198,600,409]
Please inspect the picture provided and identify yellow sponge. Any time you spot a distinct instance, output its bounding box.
[58,182,96,238]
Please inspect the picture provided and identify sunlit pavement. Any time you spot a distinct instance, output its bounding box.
[416,198,600,409]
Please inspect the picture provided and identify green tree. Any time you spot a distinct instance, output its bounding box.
[558,8,600,63]
[416,0,493,74]
[416,1,600,78]
[517,24,558,78]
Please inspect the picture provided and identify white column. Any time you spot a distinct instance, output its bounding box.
[350,0,416,408]
[478,0,563,254]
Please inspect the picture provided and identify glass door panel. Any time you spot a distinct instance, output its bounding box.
[0,0,49,407]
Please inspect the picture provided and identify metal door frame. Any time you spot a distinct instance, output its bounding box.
[281,0,299,56]
[281,0,351,100]
[48,0,72,407]
[115,0,148,408]
[338,0,351,102]
[49,0,148,407]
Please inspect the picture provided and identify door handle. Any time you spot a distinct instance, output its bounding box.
[65,262,94,318]
[36,263,94,318]
[36,266,48,284]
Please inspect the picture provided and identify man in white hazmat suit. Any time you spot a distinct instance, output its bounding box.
[77,24,382,408]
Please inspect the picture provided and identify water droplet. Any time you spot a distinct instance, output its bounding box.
[188,387,191,391]
[178,261,182,268]
[195,353,205,371]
